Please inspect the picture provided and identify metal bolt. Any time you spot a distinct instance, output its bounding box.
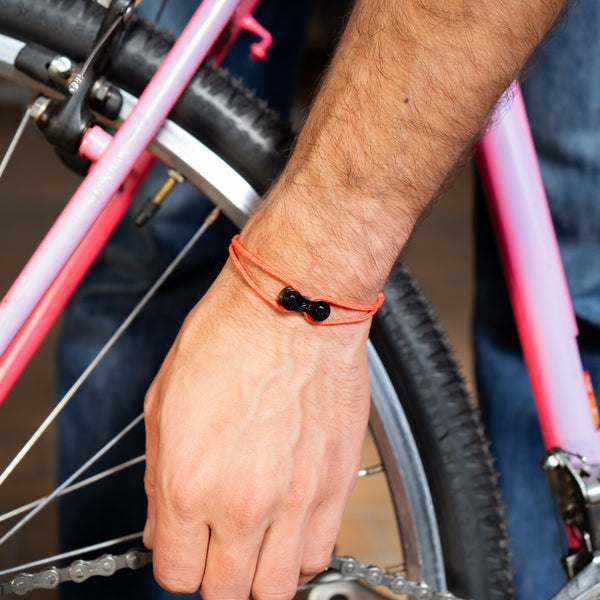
[544,454,561,471]
[28,97,51,122]
[49,56,73,78]
[92,79,111,103]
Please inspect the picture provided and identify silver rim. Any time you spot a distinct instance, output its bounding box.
[368,341,445,589]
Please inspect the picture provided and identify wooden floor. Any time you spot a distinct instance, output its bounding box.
[0,96,474,594]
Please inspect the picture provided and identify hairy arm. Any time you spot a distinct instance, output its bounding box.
[243,0,565,300]
[143,1,566,598]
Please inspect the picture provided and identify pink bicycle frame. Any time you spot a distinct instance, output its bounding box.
[477,83,600,462]
[0,0,251,402]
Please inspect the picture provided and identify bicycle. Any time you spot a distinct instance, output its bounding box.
[0,1,594,599]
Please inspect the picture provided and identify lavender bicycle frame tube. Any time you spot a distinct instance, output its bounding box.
[0,0,240,359]
[477,84,600,461]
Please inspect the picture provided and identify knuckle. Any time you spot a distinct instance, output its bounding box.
[169,480,201,519]
[228,507,263,533]
[157,468,203,521]
[301,556,330,577]
[226,496,269,532]
[285,476,316,510]
[302,548,333,577]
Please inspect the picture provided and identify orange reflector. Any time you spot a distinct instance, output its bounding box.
[584,370,600,429]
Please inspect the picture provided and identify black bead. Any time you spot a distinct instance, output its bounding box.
[278,287,331,322]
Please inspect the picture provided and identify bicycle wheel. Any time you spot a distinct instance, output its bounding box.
[0,2,512,598]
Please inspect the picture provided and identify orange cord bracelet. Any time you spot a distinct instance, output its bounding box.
[228,235,384,326]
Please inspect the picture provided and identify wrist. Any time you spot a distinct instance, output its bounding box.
[229,234,384,325]
[190,260,373,355]
[239,183,400,306]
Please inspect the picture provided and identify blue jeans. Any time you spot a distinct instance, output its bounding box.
[55,2,313,599]
[475,2,600,598]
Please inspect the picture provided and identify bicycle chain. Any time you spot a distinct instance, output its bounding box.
[0,551,468,599]
[0,549,151,596]
[328,555,467,600]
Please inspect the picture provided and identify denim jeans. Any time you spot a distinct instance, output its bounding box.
[474,2,600,598]
[55,2,313,599]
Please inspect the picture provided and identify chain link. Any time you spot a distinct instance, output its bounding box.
[0,550,468,600]
[0,549,151,596]
[327,555,468,600]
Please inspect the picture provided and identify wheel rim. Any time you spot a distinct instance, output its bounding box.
[367,340,446,590]
[0,33,261,228]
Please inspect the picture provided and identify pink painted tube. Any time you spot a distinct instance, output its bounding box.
[477,84,600,460]
[209,0,266,64]
[0,151,155,404]
[0,0,240,361]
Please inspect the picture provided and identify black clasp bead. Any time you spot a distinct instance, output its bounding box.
[278,287,331,322]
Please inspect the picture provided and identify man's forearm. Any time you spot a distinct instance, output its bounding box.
[241,0,566,302]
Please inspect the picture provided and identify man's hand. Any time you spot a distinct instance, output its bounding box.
[143,263,372,598]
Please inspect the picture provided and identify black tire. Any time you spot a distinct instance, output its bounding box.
[0,0,291,194]
[0,2,512,598]
[372,264,513,599]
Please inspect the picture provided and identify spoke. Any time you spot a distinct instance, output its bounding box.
[0,455,145,525]
[358,464,384,478]
[0,207,220,489]
[0,532,143,578]
[0,101,33,182]
[0,414,144,549]
[153,0,169,23]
